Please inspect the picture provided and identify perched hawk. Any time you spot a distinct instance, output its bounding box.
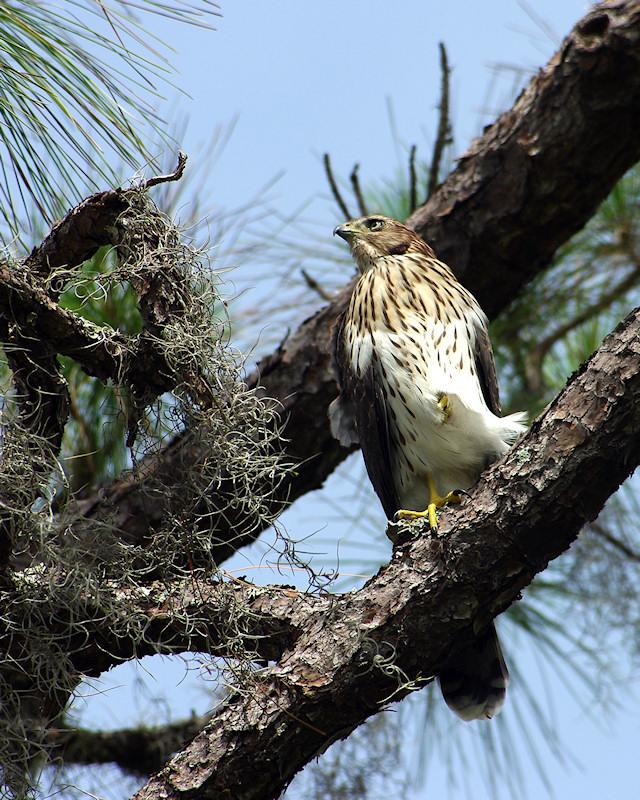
[330,215,526,720]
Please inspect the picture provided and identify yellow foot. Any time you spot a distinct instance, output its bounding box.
[437,393,452,422]
[396,491,464,532]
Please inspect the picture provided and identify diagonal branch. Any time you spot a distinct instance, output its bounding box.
[408,2,640,307]
[349,164,369,217]
[133,304,640,800]
[322,153,352,219]
[3,306,638,791]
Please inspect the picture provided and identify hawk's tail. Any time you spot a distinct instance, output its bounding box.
[438,622,509,721]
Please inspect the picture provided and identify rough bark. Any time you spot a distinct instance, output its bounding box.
[4,572,329,680]
[131,305,640,799]
[69,0,640,558]
[0,193,198,407]
[0,180,190,573]
[0,261,130,384]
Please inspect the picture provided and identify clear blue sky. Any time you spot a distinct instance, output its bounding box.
[70,3,640,799]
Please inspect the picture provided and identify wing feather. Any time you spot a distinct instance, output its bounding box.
[328,312,359,446]
[473,324,501,416]
[330,312,399,519]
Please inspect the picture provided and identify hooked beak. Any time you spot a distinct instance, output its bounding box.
[333,223,353,241]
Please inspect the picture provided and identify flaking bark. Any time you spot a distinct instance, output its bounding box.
[133,305,640,800]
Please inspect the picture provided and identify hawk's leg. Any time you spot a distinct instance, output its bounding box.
[396,474,463,532]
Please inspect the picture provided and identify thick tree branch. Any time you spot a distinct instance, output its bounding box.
[23,153,188,284]
[0,262,130,384]
[48,714,208,777]
[132,304,640,799]
[67,0,640,563]
[1,154,198,438]
[4,306,639,790]
[72,575,328,678]
[408,2,640,304]
[7,303,637,791]
[9,279,639,682]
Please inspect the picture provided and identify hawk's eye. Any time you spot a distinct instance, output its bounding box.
[365,218,385,231]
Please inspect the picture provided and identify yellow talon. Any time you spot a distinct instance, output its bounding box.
[396,507,428,521]
[395,474,463,532]
[437,393,452,422]
[427,502,438,531]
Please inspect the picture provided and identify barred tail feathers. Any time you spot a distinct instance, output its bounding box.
[438,622,509,721]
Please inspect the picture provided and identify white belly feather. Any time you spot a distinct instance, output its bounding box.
[347,313,525,512]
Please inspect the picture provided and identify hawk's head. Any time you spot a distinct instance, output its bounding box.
[333,215,434,273]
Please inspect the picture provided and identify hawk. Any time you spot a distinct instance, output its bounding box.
[329,215,526,720]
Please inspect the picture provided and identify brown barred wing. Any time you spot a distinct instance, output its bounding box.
[330,312,399,520]
[473,324,502,416]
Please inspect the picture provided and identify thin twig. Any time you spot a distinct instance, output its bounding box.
[427,42,452,201]
[301,268,333,302]
[323,153,352,219]
[142,151,188,190]
[350,163,368,216]
[408,144,418,213]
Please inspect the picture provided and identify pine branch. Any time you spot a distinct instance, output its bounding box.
[408,144,418,213]
[524,261,640,394]
[3,306,639,790]
[0,163,193,566]
[409,2,640,306]
[349,164,369,216]
[4,304,639,792]
[589,521,640,562]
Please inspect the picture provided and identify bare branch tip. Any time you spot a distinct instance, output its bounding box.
[142,151,189,191]
[426,42,452,202]
[301,268,333,302]
[350,162,369,216]
[409,144,418,213]
[323,153,352,220]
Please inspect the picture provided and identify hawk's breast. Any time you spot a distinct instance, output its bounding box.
[345,257,500,505]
